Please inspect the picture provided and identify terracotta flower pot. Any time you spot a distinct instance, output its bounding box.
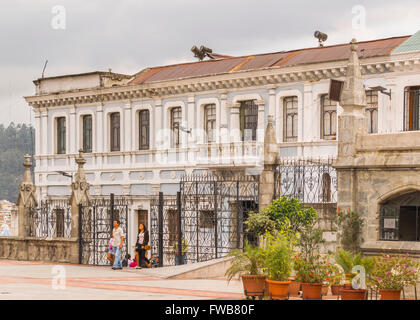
[241,275,267,297]
[379,289,401,300]
[266,280,291,300]
[288,280,302,296]
[301,283,323,300]
[331,285,343,295]
[322,284,329,296]
[340,289,367,300]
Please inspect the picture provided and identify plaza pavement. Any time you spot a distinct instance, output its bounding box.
[0,259,244,300]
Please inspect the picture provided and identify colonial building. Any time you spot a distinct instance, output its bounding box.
[24,31,420,256]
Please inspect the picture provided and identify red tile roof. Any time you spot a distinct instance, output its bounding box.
[129,36,410,85]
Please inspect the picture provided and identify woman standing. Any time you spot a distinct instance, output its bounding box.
[135,224,151,269]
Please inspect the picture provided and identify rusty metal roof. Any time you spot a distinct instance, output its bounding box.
[129,36,410,85]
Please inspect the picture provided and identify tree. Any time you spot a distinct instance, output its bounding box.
[0,123,35,203]
[245,197,318,238]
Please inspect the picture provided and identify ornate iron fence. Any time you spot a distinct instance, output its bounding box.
[274,157,337,204]
[27,199,72,238]
[150,171,259,267]
[79,195,129,265]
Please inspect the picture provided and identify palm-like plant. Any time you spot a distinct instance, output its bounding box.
[334,249,373,275]
[225,241,264,282]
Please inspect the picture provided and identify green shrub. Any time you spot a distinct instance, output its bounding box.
[262,233,293,281]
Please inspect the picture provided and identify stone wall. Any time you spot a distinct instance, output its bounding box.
[0,236,79,263]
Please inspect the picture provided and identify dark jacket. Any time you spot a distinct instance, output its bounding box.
[136,231,149,247]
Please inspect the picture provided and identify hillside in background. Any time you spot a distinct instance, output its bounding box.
[0,123,34,203]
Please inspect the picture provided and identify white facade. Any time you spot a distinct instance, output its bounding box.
[25,35,420,251]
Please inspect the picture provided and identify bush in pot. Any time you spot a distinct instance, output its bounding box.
[261,232,293,300]
[294,223,328,300]
[333,249,373,300]
[369,254,419,300]
[225,241,266,299]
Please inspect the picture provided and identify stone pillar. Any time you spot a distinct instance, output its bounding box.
[70,150,91,238]
[334,39,368,212]
[16,155,37,237]
[258,116,278,211]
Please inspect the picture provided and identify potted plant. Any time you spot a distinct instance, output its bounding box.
[294,255,329,300]
[328,265,345,295]
[262,233,293,300]
[333,249,373,300]
[225,241,266,299]
[370,254,419,300]
[294,221,327,300]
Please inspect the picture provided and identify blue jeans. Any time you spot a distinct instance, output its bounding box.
[112,246,122,268]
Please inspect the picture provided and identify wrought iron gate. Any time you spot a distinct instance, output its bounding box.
[28,199,72,238]
[150,171,259,267]
[79,194,129,265]
[275,158,337,203]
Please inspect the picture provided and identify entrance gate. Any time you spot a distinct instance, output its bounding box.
[79,194,129,265]
[150,171,259,267]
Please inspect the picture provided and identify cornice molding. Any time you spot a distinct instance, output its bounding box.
[25,58,419,109]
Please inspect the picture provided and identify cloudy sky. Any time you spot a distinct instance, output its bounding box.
[1,0,419,126]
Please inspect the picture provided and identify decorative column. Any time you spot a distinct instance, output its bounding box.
[154,99,163,150]
[70,149,91,238]
[228,102,241,142]
[187,96,195,146]
[16,155,37,238]
[334,39,368,212]
[268,88,276,124]
[256,99,266,143]
[258,116,278,211]
[41,108,48,156]
[219,93,228,143]
[34,109,41,158]
[69,106,76,154]
[124,101,132,152]
[303,84,314,141]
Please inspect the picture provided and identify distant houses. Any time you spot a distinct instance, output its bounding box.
[0,200,17,236]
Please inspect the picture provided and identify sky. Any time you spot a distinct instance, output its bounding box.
[0,0,419,126]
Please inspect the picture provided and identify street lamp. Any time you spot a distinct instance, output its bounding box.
[56,171,73,184]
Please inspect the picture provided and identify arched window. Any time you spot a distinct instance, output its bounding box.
[321,173,331,202]
[171,107,182,148]
[283,96,298,142]
[321,95,337,140]
[110,113,120,152]
[240,100,258,141]
[139,110,150,150]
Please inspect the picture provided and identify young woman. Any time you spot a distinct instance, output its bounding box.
[135,224,151,269]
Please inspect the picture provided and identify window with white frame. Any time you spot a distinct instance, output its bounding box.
[56,117,66,154]
[82,115,92,153]
[139,110,150,150]
[110,112,120,152]
[171,107,182,148]
[365,90,378,134]
[321,95,337,140]
[240,100,258,141]
[283,96,298,142]
[204,104,216,143]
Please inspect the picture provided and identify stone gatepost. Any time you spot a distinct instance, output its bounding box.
[334,39,368,212]
[70,149,91,238]
[258,115,279,211]
[16,154,37,238]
